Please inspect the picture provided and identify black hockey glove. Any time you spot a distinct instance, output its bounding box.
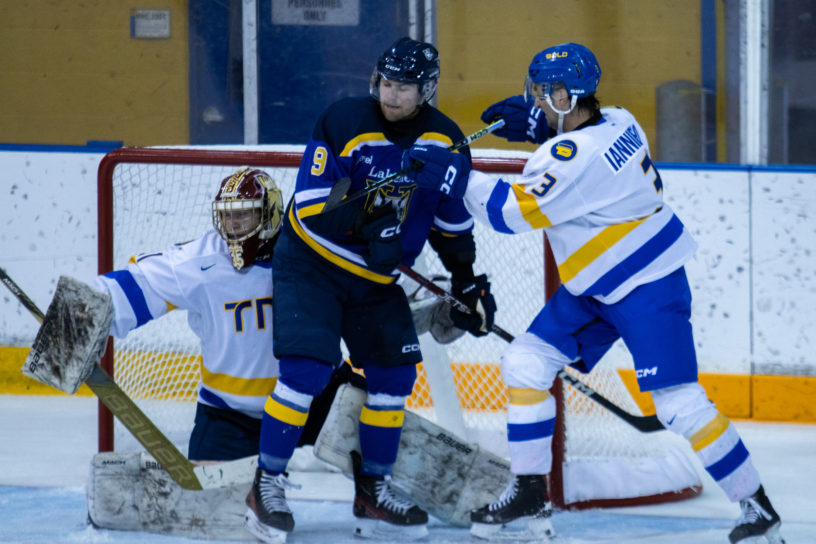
[451,274,496,337]
[481,95,549,144]
[360,212,402,274]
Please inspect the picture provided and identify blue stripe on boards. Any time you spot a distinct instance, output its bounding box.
[105,270,151,327]
[707,439,750,481]
[586,215,684,296]
[507,418,555,442]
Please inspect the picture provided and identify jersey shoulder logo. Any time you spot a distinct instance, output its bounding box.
[200,264,216,271]
[551,140,578,161]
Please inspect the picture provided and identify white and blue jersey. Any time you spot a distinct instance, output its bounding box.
[93,229,278,419]
[465,106,697,304]
[475,106,764,506]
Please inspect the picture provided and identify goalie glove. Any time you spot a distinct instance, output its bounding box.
[480,95,549,144]
[450,274,496,337]
[428,298,466,344]
[406,275,466,345]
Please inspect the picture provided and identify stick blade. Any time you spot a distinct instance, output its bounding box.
[321,177,351,213]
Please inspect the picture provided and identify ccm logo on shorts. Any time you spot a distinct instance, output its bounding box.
[401,343,420,353]
[636,366,658,378]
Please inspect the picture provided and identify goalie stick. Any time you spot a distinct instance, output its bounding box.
[321,119,505,213]
[0,266,256,490]
[397,265,665,433]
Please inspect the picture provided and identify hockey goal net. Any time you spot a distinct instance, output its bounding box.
[97,146,701,509]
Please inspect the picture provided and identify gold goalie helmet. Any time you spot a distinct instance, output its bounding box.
[212,167,284,269]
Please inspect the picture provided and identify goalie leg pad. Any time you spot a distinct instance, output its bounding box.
[23,275,113,394]
[314,384,511,527]
[88,452,255,540]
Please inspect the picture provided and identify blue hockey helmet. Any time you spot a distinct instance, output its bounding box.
[524,42,601,101]
[370,37,440,104]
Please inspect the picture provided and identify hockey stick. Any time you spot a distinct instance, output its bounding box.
[321,119,506,214]
[0,267,256,490]
[398,265,665,433]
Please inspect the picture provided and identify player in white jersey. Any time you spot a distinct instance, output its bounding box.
[94,167,360,461]
[407,43,784,544]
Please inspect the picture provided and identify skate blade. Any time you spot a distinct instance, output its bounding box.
[353,517,428,540]
[733,524,785,544]
[757,523,785,544]
[763,524,786,544]
[471,516,555,541]
[244,509,289,544]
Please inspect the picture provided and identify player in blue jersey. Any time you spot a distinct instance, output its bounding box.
[243,37,497,543]
[407,43,784,544]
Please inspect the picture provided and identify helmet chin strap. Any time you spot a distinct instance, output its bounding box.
[544,94,578,134]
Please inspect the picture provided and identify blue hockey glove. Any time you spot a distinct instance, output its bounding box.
[451,274,496,337]
[360,212,402,274]
[406,145,471,199]
[480,95,548,144]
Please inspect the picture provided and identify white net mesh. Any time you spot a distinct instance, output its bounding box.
[101,147,700,505]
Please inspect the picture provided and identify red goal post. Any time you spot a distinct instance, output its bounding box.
[96,147,701,510]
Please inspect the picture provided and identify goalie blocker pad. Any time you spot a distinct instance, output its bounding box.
[23,275,113,394]
[314,383,510,527]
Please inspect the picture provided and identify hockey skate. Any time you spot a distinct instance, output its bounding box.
[729,485,785,544]
[470,474,555,541]
[244,468,298,544]
[351,451,428,540]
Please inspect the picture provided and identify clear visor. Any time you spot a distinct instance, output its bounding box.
[212,200,264,242]
[523,76,567,102]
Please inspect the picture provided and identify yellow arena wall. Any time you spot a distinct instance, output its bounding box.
[0,1,189,146]
[437,0,702,154]
[2,1,706,150]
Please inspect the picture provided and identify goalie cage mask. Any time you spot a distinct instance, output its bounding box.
[523,42,601,102]
[212,167,284,270]
[370,36,440,106]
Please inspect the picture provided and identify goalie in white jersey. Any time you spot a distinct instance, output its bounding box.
[407,43,784,544]
[94,167,361,462]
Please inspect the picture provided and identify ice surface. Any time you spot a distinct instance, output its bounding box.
[0,395,813,543]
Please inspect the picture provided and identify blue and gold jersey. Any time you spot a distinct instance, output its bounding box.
[285,96,474,283]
